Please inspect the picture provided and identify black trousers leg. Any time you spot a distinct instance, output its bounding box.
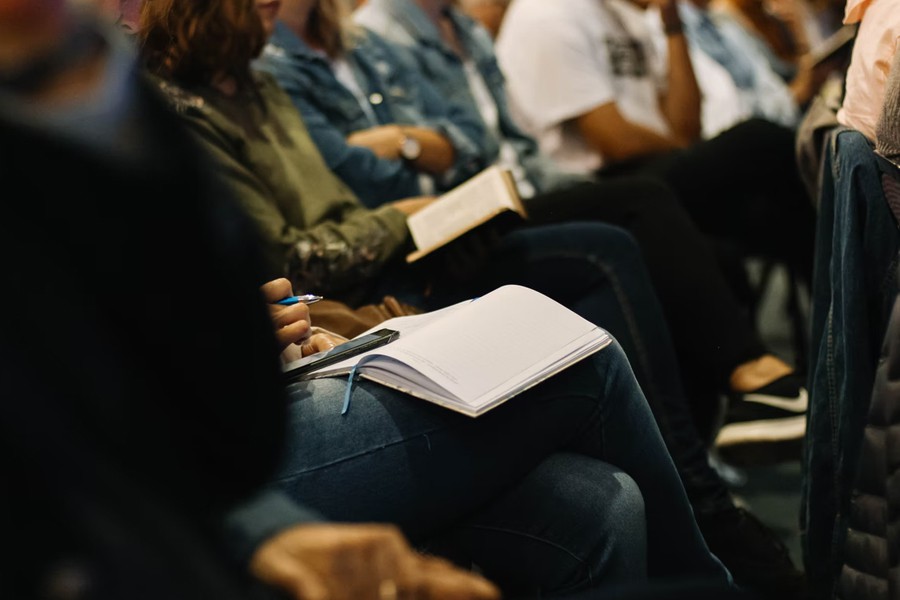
[611,118,817,285]
[526,176,767,405]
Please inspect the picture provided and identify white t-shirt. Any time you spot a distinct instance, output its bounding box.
[331,56,379,124]
[496,0,671,172]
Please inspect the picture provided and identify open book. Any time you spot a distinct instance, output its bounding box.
[288,285,612,417]
[406,165,527,263]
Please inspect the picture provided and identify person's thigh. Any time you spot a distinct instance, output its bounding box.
[273,341,727,583]
[427,222,634,309]
[526,180,764,386]
[272,351,608,540]
[624,119,816,273]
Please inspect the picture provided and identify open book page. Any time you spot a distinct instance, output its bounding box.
[309,286,611,415]
[406,166,524,259]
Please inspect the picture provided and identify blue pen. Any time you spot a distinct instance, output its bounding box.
[276,294,324,306]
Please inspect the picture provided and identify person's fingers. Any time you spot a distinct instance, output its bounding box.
[411,555,501,600]
[269,302,311,329]
[364,536,403,600]
[253,525,494,600]
[299,332,340,356]
[250,545,330,600]
[260,278,294,303]
[368,528,418,600]
[326,527,403,600]
[275,320,312,349]
[269,302,312,348]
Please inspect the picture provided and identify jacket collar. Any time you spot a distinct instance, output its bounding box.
[371,0,461,52]
[267,20,327,63]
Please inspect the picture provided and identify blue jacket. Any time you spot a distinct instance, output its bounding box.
[255,22,486,207]
[804,128,900,597]
[355,0,587,194]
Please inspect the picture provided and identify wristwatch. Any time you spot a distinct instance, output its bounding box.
[399,132,422,162]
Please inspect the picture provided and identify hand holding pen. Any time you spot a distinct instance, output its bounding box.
[260,279,316,350]
[260,279,342,360]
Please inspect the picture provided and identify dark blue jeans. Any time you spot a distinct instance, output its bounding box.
[422,222,734,516]
[374,222,734,520]
[272,342,729,596]
[803,129,900,597]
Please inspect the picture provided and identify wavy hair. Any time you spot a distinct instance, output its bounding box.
[138,0,266,90]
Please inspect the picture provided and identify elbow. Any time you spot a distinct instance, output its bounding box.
[423,153,455,176]
[677,127,701,147]
[600,141,650,164]
[670,117,702,147]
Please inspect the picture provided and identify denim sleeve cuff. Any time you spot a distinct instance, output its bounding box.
[432,119,484,188]
[222,489,324,565]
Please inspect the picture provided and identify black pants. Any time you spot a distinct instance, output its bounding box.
[601,118,816,287]
[526,175,767,434]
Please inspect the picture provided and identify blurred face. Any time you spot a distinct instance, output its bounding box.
[0,0,67,68]
[257,0,282,35]
[89,0,142,30]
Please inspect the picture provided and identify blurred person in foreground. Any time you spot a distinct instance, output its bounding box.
[0,1,498,598]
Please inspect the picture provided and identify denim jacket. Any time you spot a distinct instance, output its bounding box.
[804,128,900,597]
[255,23,485,208]
[355,0,588,194]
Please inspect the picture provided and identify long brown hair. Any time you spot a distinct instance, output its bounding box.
[138,0,267,90]
[308,0,354,58]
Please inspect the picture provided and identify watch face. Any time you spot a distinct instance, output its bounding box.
[401,136,422,161]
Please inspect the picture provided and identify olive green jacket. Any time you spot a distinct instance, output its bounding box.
[153,72,410,295]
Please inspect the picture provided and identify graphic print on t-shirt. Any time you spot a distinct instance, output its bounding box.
[605,37,648,77]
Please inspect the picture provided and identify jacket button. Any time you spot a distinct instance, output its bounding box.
[369,92,384,105]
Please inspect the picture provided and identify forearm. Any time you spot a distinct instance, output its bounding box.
[577,102,685,163]
[346,124,455,176]
[660,32,702,144]
[610,125,685,160]
[403,126,456,175]
[788,68,815,106]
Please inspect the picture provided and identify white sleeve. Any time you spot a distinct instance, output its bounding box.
[496,3,617,130]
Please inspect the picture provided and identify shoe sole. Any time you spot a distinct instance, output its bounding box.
[717,437,804,466]
[742,388,808,413]
[715,415,807,447]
